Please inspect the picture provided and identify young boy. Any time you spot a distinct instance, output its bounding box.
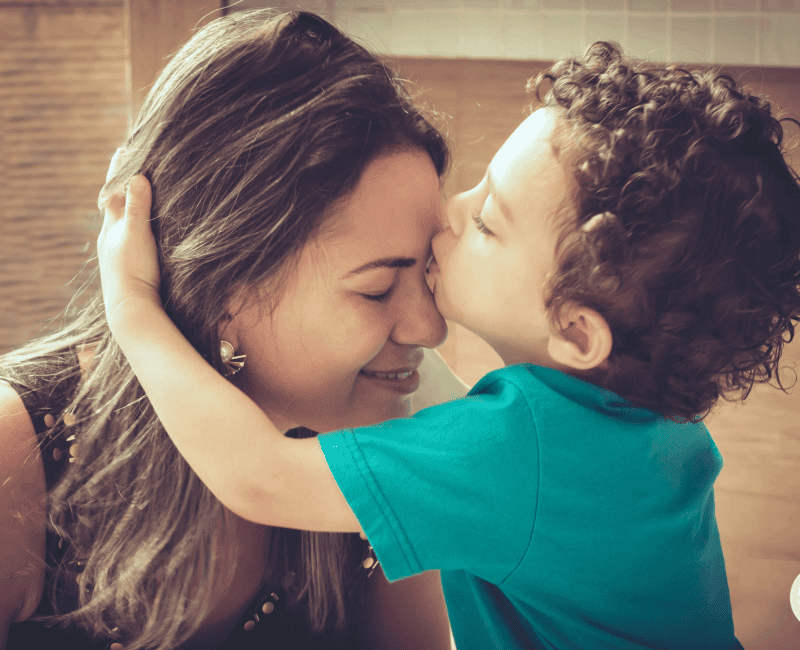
[98,43,800,649]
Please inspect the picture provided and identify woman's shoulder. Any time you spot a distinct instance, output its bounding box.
[0,380,46,627]
[0,348,83,634]
[1,350,84,488]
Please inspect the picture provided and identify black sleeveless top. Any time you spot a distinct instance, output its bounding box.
[5,352,374,650]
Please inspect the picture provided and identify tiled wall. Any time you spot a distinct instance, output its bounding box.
[235,0,800,66]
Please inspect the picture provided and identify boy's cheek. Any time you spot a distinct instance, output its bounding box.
[431,226,457,262]
[430,276,455,322]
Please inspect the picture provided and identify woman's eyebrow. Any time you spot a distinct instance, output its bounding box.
[346,257,416,276]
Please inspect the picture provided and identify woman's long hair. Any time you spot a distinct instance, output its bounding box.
[0,9,449,650]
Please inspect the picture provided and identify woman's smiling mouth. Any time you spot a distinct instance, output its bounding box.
[359,368,421,394]
[361,369,415,380]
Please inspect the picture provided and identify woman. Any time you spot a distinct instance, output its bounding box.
[0,9,465,650]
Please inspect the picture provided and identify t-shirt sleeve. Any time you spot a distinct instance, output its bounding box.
[318,373,540,585]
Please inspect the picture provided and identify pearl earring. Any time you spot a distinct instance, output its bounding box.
[220,340,247,376]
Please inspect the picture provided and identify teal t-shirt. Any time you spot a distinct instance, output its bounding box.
[318,364,743,650]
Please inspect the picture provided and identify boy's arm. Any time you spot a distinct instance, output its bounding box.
[98,176,360,533]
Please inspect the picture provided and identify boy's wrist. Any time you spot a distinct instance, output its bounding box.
[106,294,166,343]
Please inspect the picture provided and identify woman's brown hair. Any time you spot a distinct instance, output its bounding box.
[1,9,448,649]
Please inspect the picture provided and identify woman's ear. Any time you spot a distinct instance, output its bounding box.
[217,318,245,364]
[217,319,238,351]
[217,285,253,347]
[547,302,612,371]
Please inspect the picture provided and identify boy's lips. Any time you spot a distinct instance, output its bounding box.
[427,259,440,294]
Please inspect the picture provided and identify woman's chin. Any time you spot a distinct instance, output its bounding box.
[311,398,412,434]
[264,383,414,435]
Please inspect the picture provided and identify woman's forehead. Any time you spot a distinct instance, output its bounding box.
[300,158,440,279]
[318,149,441,238]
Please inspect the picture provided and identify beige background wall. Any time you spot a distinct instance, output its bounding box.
[243,0,800,66]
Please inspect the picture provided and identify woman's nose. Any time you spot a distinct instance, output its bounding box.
[391,273,447,349]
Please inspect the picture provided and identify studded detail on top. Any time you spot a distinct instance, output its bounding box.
[4,356,371,650]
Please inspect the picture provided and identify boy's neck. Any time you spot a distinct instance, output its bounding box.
[499,348,609,387]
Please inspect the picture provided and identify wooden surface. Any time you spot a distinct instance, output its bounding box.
[0,2,128,352]
[708,336,800,649]
[0,0,223,354]
[126,0,223,120]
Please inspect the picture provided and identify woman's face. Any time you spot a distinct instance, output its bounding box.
[226,149,447,434]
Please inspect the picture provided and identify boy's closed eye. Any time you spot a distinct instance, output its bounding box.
[472,211,493,236]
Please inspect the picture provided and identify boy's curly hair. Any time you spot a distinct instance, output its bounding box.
[531,42,800,422]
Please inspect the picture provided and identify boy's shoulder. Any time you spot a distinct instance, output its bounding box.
[462,365,587,423]
[470,363,626,410]
[416,364,537,426]
[471,364,695,430]
[468,363,547,397]
[467,365,721,476]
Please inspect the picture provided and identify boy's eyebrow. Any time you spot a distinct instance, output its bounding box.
[346,257,416,276]
[488,168,514,225]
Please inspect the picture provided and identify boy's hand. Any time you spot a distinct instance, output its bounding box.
[97,157,162,333]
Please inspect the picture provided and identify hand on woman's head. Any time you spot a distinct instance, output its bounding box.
[97,172,162,334]
[98,147,126,211]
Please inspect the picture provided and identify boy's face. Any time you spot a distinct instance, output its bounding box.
[430,107,573,367]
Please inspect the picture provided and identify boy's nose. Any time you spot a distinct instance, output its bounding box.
[431,228,446,267]
[443,192,467,236]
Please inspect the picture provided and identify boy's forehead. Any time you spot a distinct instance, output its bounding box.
[492,108,561,179]
[490,108,569,209]
[485,106,576,245]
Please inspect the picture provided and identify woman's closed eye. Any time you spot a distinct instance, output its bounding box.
[362,285,395,302]
[472,211,493,235]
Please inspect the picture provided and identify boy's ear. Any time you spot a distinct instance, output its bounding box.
[547,302,612,371]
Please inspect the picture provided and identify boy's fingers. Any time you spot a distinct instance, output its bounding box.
[106,147,126,183]
[125,175,153,229]
[98,148,127,211]
[99,174,151,235]
[103,192,126,225]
